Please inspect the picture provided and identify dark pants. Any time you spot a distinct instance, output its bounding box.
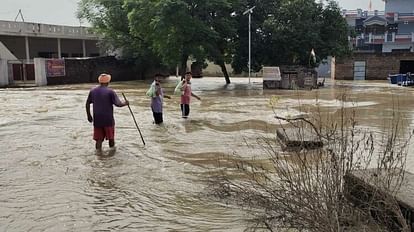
[180,104,190,118]
[153,112,163,124]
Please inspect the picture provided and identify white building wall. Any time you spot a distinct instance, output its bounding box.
[34,58,47,86]
[317,57,333,78]
[385,0,414,13]
[0,59,8,86]
[383,43,413,52]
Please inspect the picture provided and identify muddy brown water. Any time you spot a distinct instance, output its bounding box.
[1,77,413,231]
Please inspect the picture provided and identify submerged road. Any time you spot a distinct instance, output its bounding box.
[0,77,413,231]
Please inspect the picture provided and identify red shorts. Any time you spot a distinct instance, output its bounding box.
[93,126,115,141]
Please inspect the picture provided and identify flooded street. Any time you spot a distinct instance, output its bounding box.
[1,77,414,231]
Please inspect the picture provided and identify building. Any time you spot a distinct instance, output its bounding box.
[343,0,414,53]
[335,52,414,80]
[0,20,101,60]
[335,0,414,80]
[0,19,101,86]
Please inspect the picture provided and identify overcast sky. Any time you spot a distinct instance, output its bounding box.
[0,0,386,26]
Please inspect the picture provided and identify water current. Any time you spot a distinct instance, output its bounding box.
[1,77,413,231]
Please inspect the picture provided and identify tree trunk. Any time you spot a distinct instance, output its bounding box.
[180,53,189,80]
[218,60,231,84]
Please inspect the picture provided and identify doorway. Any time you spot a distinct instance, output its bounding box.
[353,61,366,80]
[8,60,35,83]
[400,60,414,74]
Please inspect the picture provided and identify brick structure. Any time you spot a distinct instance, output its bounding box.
[263,65,318,89]
[335,52,414,80]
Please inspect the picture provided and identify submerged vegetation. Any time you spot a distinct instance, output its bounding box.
[210,94,413,231]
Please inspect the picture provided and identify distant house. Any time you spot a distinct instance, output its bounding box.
[0,20,102,85]
[343,0,414,53]
[335,0,414,80]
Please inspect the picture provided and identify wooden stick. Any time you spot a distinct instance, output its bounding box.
[122,93,146,146]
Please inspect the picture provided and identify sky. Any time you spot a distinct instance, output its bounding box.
[0,0,386,26]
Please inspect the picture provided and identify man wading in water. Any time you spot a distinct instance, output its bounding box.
[86,73,129,153]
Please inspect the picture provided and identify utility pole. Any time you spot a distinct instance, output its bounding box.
[243,6,255,84]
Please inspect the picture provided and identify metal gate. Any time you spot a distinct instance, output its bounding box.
[7,60,35,83]
[354,61,366,80]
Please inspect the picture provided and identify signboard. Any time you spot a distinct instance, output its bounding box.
[46,59,65,77]
[263,66,281,81]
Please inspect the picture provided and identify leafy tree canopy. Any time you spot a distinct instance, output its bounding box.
[78,0,350,79]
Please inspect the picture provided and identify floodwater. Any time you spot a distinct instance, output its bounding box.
[1,77,414,231]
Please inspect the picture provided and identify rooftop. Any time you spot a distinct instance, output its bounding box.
[0,20,99,40]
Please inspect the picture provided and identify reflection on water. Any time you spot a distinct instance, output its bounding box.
[0,78,413,231]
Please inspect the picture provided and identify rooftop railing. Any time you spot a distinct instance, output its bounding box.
[398,13,414,17]
[0,20,99,40]
[342,9,385,17]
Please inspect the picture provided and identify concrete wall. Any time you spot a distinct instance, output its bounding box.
[335,52,414,80]
[46,56,142,85]
[331,57,336,80]
[0,59,8,86]
[317,56,334,78]
[34,58,47,86]
[385,0,414,13]
[383,43,413,52]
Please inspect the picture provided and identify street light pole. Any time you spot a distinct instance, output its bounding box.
[243,6,255,84]
[248,12,251,84]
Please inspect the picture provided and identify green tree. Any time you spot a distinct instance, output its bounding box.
[79,0,240,83]
[232,0,349,72]
[319,0,351,60]
[78,0,349,80]
[126,0,241,82]
[77,0,162,77]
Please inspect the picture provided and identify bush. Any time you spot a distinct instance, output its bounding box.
[210,94,413,232]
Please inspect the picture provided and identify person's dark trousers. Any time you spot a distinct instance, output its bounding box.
[180,104,190,118]
[153,112,163,124]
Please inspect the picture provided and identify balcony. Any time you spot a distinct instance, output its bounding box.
[342,9,385,18]
[395,33,414,43]
[386,12,414,23]
[0,20,99,40]
[358,32,414,45]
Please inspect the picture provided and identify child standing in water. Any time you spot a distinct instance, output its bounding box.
[180,72,201,118]
[150,74,171,124]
